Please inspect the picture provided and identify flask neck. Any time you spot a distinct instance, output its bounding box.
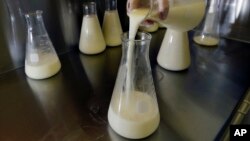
[105,0,117,11]
[83,2,97,15]
[121,32,151,61]
[25,10,47,35]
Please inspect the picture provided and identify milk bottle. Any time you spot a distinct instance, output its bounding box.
[102,0,123,47]
[79,2,106,54]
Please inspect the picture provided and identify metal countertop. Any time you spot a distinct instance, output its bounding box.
[0,29,250,141]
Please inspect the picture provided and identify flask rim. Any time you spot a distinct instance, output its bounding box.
[25,10,43,18]
[121,32,152,42]
[82,2,97,15]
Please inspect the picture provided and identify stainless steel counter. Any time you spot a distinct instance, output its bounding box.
[0,29,250,141]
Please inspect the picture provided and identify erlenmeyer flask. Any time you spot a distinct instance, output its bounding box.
[25,10,61,79]
[102,0,123,47]
[108,32,160,139]
[193,0,220,46]
[79,2,106,54]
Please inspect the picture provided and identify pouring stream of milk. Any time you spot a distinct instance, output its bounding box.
[126,9,149,93]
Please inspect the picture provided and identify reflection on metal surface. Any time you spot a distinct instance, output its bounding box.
[26,74,64,120]
[155,65,225,141]
[0,0,26,72]
[220,0,250,42]
[108,119,184,141]
[58,0,79,46]
[62,128,86,141]
[221,88,250,141]
[26,73,82,141]
[220,0,237,35]
[79,52,109,125]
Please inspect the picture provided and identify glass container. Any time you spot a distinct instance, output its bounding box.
[127,0,206,71]
[193,0,220,46]
[108,32,160,139]
[79,2,106,54]
[25,10,61,79]
[102,0,123,47]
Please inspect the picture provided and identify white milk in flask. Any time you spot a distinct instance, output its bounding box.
[102,0,123,47]
[79,2,106,54]
[25,10,61,79]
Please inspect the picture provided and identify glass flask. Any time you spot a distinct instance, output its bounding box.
[25,10,61,79]
[79,2,106,54]
[108,32,160,139]
[193,0,220,46]
[102,0,123,47]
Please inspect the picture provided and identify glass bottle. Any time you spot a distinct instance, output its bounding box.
[79,2,106,54]
[102,0,123,47]
[25,10,61,79]
[193,0,220,46]
[108,32,160,139]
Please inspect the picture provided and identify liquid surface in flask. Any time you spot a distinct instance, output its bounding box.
[108,90,160,139]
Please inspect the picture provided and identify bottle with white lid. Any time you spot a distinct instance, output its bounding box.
[102,0,123,47]
[79,2,106,54]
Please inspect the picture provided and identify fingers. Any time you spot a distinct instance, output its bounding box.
[158,0,169,12]
[157,0,169,19]
[127,0,169,20]
[127,0,140,12]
